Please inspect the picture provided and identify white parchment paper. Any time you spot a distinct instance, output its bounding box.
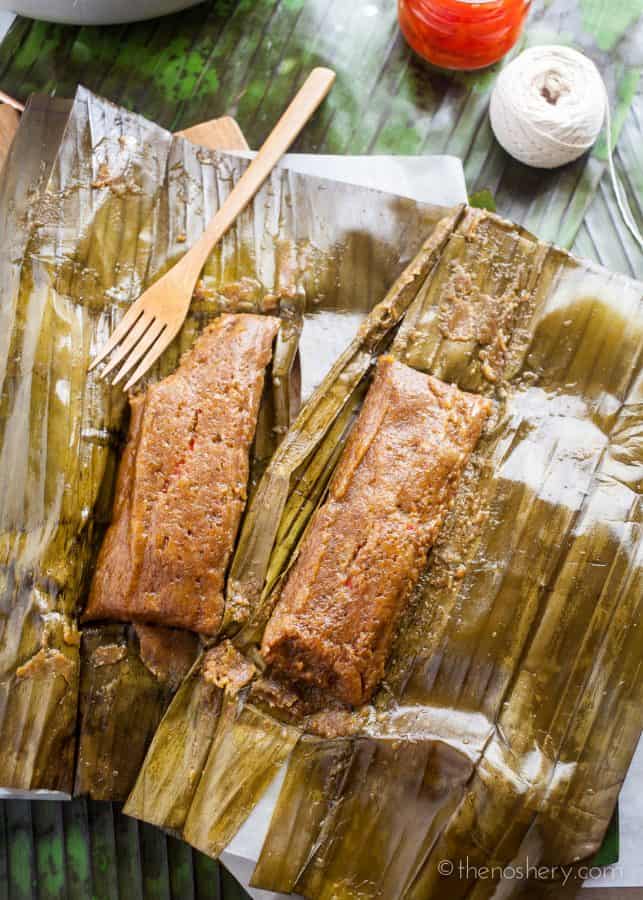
[227,151,467,209]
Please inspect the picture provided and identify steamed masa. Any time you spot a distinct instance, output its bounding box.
[262,357,491,706]
[85,313,279,635]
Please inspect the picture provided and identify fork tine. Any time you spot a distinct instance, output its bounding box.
[88,304,146,372]
[122,323,182,391]
[100,313,155,379]
[111,319,167,386]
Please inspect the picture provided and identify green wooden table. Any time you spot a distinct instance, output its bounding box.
[0,0,641,896]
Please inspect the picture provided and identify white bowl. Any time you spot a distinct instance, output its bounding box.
[0,0,205,25]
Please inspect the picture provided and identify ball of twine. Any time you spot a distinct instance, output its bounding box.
[490,45,606,169]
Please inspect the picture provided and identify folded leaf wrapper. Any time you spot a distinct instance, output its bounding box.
[0,95,81,796]
[127,208,643,899]
[0,86,448,798]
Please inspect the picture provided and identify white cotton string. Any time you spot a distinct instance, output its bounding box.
[489,45,643,251]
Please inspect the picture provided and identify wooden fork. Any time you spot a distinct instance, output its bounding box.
[90,67,336,390]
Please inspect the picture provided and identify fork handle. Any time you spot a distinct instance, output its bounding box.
[180,67,336,287]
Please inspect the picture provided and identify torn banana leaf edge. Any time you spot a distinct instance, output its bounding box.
[0,94,79,795]
[0,86,449,799]
[128,207,642,900]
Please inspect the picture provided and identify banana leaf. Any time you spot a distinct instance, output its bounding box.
[253,212,643,899]
[0,85,449,797]
[123,654,224,833]
[127,642,301,858]
[0,94,78,796]
[128,208,642,899]
[124,209,462,833]
[74,624,198,801]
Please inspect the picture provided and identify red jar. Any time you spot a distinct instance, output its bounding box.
[398,0,531,71]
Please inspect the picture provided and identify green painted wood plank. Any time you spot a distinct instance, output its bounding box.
[112,808,144,900]
[166,835,195,900]
[244,0,338,147]
[183,0,282,132]
[61,801,93,900]
[0,805,8,900]
[0,801,247,899]
[593,809,620,867]
[220,866,248,900]
[579,0,643,52]
[232,0,307,132]
[139,822,171,900]
[298,0,396,153]
[87,802,119,900]
[31,802,66,900]
[193,851,221,900]
[341,29,411,154]
[5,801,35,900]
